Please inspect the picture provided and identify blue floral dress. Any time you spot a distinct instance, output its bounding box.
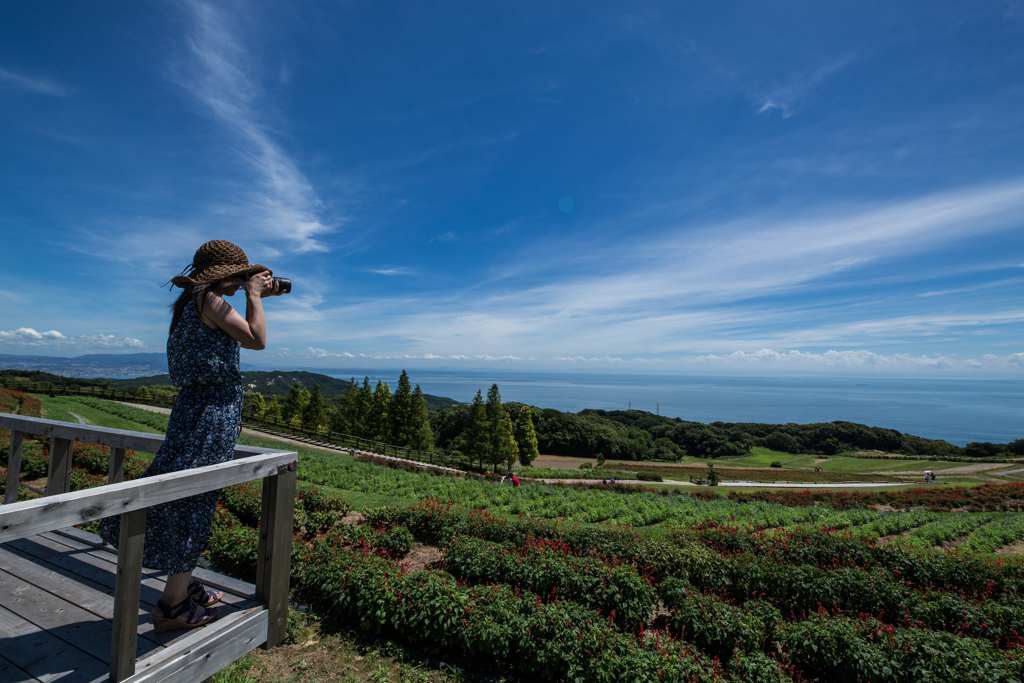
[100,298,243,574]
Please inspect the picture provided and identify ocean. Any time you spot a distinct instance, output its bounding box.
[327,370,1023,447]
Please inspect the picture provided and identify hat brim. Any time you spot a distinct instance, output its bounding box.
[171,263,270,288]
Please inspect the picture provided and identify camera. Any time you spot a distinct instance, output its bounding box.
[272,277,292,294]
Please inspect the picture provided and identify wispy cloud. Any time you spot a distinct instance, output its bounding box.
[293,179,1024,360]
[757,56,854,118]
[0,67,73,97]
[370,267,418,276]
[177,0,333,253]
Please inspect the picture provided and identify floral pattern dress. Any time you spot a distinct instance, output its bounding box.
[99,297,243,574]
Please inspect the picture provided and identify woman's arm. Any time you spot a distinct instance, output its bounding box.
[200,272,280,350]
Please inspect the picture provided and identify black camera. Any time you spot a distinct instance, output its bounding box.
[272,277,292,294]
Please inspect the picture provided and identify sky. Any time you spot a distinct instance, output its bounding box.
[1,1,1023,377]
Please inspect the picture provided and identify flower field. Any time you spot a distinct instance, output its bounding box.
[5,394,1024,681]
[197,446,1024,682]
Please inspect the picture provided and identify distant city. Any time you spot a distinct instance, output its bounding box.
[0,353,169,377]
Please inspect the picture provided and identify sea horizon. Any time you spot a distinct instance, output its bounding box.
[323,369,1022,448]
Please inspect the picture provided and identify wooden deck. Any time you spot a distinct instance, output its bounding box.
[1,412,298,682]
[0,527,264,683]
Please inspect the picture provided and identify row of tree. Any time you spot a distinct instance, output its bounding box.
[246,374,541,469]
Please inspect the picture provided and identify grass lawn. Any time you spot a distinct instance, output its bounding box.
[38,395,164,434]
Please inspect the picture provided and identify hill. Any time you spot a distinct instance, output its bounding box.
[105,370,462,410]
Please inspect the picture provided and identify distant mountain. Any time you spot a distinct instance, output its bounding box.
[0,352,260,376]
[0,352,168,376]
[107,369,463,409]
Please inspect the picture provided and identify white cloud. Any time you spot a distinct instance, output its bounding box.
[0,328,146,351]
[0,328,68,341]
[305,347,354,358]
[0,67,73,97]
[177,1,333,253]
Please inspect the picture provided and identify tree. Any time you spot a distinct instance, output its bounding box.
[265,396,281,421]
[513,405,540,467]
[302,385,327,428]
[333,377,370,436]
[251,392,266,418]
[282,383,310,422]
[409,385,435,451]
[464,390,490,471]
[485,384,504,470]
[368,380,392,442]
[389,370,415,447]
[494,412,519,472]
[136,386,151,400]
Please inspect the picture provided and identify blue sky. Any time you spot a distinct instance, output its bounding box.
[1,1,1023,376]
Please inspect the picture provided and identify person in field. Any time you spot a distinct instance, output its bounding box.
[99,240,282,632]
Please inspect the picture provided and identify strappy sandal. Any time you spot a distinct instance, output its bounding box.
[187,577,223,607]
[151,595,219,633]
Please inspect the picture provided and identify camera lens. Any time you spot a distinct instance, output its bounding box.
[272,277,292,294]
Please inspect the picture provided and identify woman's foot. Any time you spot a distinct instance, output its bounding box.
[187,578,223,607]
[151,595,219,633]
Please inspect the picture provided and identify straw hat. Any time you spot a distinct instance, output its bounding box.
[169,240,270,288]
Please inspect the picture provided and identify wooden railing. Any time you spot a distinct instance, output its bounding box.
[0,412,298,682]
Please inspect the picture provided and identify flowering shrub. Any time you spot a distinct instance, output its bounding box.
[779,612,1024,683]
[290,543,728,682]
[443,535,657,629]
[727,483,1024,512]
[659,577,780,662]
[206,506,261,581]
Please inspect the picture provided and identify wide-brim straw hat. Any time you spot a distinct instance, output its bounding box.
[169,240,270,288]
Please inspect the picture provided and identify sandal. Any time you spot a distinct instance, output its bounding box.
[151,595,219,633]
[187,578,223,607]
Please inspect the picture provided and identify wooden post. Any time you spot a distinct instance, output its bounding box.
[255,464,296,649]
[110,507,146,682]
[46,437,73,496]
[108,447,126,485]
[3,431,24,504]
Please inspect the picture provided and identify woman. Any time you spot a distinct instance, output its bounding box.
[99,239,281,632]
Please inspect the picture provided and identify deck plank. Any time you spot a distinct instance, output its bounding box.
[0,566,147,663]
[36,531,259,611]
[0,653,41,683]
[56,528,257,601]
[3,538,259,649]
[0,604,110,683]
[0,530,264,683]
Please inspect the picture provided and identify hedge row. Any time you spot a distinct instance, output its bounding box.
[443,535,656,629]
[675,522,1024,599]
[705,556,1024,645]
[725,483,1024,512]
[362,498,724,585]
[290,540,732,683]
[660,580,1024,682]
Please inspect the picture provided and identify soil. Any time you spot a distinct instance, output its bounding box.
[995,539,1024,556]
[341,511,365,526]
[403,542,444,574]
[940,537,968,550]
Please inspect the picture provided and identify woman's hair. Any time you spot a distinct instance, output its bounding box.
[169,283,211,335]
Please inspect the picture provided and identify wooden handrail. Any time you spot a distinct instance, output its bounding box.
[0,449,296,543]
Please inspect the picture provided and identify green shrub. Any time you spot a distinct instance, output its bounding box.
[770,460,782,468]
[375,525,414,557]
[636,471,663,482]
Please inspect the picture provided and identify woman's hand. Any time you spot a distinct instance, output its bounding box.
[245,271,281,298]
